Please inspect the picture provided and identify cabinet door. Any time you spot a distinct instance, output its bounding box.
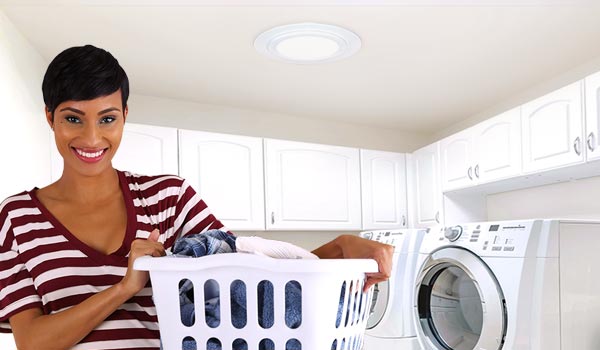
[412,142,443,228]
[585,72,600,161]
[50,123,178,181]
[264,139,361,230]
[113,123,178,175]
[473,108,522,183]
[360,149,407,230]
[440,129,474,191]
[521,81,584,172]
[179,130,265,230]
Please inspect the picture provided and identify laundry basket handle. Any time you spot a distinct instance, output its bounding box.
[134,253,378,274]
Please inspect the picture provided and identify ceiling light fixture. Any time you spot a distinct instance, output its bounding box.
[254,23,361,64]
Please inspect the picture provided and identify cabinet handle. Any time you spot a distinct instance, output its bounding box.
[271,212,275,225]
[474,164,480,179]
[402,215,406,226]
[574,137,582,156]
[588,132,597,152]
[435,211,440,223]
[467,166,473,180]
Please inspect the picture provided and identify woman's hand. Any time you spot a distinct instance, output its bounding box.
[312,234,394,291]
[9,229,166,350]
[119,229,165,296]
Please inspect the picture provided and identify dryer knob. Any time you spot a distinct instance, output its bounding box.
[444,225,463,241]
[362,232,373,240]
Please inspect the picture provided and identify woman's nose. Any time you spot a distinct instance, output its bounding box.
[81,123,102,145]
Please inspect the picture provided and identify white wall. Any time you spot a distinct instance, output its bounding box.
[127,94,428,153]
[0,10,50,203]
[0,9,49,350]
[487,175,600,221]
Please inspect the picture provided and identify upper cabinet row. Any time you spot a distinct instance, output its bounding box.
[181,135,408,231]
[439,73,600,193]
[49,127,408,231]
[411,71,600,228]
[440,107,521,191]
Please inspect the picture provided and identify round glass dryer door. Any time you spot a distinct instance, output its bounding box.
[366,279,389,329]
[415,247,507,350]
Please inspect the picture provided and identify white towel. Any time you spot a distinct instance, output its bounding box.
[235,236,319,259]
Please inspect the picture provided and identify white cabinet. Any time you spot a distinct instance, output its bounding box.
[440,108,521,192]
[585,72,600,161]
[50,122,178,181]
[360,149,407,230]
[411,142,443,228]
[113,123,178,175]
[178,130,265,230]
[472,108,522,182]
[521,81,584,172]
[264,139,361,230]
[440,129,473,191]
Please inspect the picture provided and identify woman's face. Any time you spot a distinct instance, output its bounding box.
[47,90,127,178]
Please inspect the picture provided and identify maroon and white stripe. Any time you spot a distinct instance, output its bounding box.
[0,171,227,349]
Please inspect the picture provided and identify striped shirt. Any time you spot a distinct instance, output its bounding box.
[0,170,226,349]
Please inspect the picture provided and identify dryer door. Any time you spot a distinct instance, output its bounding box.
[415,247,507,350]
[366,279,389,329]
[366,251,400,329]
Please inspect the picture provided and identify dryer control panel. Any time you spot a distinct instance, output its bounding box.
[360,229,426,253]
[423,220,540,257]
[360,230,408,248]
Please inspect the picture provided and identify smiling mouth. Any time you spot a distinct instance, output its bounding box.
[72,147,108,162]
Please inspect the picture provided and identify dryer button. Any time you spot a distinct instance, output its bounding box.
[444,225,463,241]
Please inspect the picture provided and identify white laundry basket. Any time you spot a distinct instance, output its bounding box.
[134,253,378,350]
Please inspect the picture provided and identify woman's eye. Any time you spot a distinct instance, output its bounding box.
[65,116,81,123]
[100,116,116,124]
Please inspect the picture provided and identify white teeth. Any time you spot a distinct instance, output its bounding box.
[76,148,105,158]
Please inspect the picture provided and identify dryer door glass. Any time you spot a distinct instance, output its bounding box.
[416,247,506,350]
[428,266,483,349]
[366,280,389,329]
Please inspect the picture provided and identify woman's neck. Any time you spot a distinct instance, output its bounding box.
[55,168,121,204]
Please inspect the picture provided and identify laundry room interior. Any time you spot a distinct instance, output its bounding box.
[2,1,600,350]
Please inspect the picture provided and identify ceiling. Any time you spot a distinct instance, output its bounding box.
[3,1,600,135]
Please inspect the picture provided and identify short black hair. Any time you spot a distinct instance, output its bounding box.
[42,45,129,118]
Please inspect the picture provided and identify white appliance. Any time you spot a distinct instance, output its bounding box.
[360,229,426,350]
[413,219,600,350]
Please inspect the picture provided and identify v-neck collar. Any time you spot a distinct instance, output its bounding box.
[29,170,137,264]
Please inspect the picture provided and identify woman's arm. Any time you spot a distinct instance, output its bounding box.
[312,234,394,291]
[9,231,164,350]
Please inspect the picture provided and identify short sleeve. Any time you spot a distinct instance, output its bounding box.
[166,179,229,246]
[0,196,43,332]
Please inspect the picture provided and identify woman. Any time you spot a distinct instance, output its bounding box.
[0,45,392,350]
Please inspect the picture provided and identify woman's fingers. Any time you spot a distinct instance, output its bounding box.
[336,235,393,292]
[120,231,166,295]
[364,273,388,291]
[147,228,160,242]
[130,238,165,258]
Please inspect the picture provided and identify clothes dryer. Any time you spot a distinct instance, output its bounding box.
[413,219,600,350]
[360,229,426,350]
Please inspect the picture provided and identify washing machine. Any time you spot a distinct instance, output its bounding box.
[360,228,426,350]
[413,219,600,350]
